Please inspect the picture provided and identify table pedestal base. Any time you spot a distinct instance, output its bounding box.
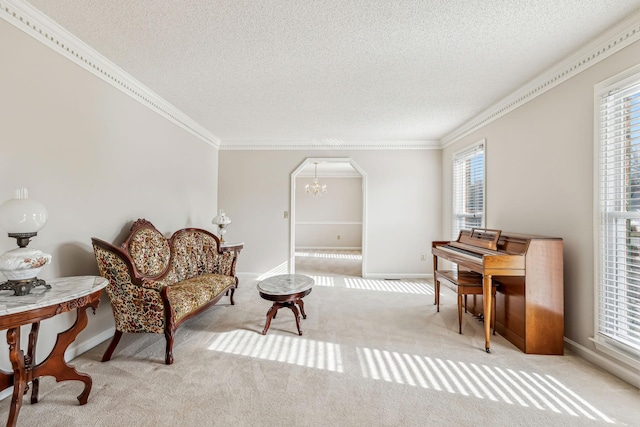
[262,298,307,335]
[257,274,313,337]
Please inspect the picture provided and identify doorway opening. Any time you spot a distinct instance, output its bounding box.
[289,158,367,277]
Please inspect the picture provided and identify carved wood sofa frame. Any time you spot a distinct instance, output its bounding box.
[92,219,241,364]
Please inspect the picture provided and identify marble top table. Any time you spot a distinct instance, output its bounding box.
[0,275,108,427]
[0,275,108,318]
[257,274,314,335]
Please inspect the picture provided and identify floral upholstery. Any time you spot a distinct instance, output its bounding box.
[125,227,171,277]
[167,273,235,322]
[170,229,234,280]
[91,219,241,364]
[93,244,166,333]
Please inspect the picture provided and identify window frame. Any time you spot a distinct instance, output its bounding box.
[593,63,640,369]
[452,139,486,240]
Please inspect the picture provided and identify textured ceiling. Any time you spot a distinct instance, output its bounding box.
[24,0,640,145]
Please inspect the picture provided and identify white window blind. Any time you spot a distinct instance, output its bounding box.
[596,71,640,359]
[452,140,485,239]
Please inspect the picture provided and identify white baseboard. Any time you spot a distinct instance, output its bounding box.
[564,337,639,388]
[239,271,432,280]
[0,386,11,401]
[66,327,115,360]
[295,247,362,251]
[363,273,431,280]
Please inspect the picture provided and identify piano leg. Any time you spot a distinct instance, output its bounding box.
[432,254,438,305]
[483,274,492,353]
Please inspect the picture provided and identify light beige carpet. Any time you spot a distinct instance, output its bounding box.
[1,253,638,426]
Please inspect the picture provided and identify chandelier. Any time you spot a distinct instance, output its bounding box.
[305,162,327,197]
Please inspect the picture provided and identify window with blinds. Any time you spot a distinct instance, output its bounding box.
[595,67,640,360]
[452,140,485,239]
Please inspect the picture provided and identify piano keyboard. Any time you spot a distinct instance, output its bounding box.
[436,245,483,261]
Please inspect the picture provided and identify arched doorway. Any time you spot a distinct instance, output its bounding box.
[289,158,367,277]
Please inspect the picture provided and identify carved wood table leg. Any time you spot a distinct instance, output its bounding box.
[31,303,95,404]
[296,298,307,319]
[262,304,279,335]
[288,303,303,335]
[6,327,26,427]
[262,301,306,335]
[28,322,40,404]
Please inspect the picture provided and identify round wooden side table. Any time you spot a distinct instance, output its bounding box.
[257,274,314,335]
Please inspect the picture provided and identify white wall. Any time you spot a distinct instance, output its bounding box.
[218,150,441,278]
[441,39,640,383]
[0,20,219,369]
[295,176,362,249]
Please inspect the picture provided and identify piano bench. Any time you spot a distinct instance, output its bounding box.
[434,270,497,335]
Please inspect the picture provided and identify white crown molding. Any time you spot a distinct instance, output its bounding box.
[440,10,640,148]
[220,139,440,150]
[7,0,638,152]
[0,0,220,148]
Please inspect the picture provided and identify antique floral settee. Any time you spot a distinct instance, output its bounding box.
[91,219,242,364]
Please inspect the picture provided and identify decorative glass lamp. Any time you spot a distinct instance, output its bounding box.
[212,209,231,243]
[0,188,52,295]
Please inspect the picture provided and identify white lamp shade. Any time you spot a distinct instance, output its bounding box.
[212,210,231,225]
[0,189,48,234]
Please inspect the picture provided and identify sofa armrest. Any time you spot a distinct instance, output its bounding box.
[215,251,236,276]
[92,237,167,333]
[219,243,243,277]
[140,277,167,291]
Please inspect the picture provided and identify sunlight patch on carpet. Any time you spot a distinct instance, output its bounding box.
[356,347,614,423]
[307,275,335,287]
[295,251,362,261]
[207,330,344,372]
[344,278,433,295]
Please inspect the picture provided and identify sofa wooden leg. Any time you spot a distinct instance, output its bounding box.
[101,330,123,362]
[164,329,174,365]
[229,287,235,305]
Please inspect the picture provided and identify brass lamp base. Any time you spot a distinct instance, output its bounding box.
[217,224,228,243]
[8,231,37,248]
[0,277,50,296]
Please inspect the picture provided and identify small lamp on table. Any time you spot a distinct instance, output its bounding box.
[212,209,231,243]
[0,188,52,296]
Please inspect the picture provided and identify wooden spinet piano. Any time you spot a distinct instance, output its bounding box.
[432,228,564,355]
